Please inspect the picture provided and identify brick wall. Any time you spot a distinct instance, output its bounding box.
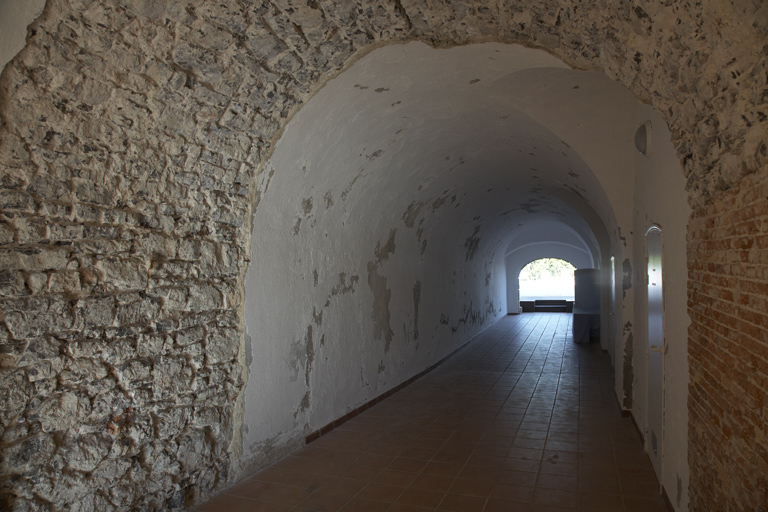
[688,167,768,511]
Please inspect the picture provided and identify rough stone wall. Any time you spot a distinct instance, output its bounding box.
[0,0,765,510]
[688,167,768,512]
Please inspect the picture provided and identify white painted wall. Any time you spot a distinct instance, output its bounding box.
[241,42,627,475]
[239,43,690,511]
[0,0,45,72]
[631,109,691,510]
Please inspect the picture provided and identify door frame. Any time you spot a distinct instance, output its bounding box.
[645,225,665,483]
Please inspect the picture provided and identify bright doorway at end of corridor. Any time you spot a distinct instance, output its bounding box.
[519,258,576,313]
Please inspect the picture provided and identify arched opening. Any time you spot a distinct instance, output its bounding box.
[519,258,576,299]
[10,0,762,508]
[646,225,665,480]
[242,42,634,475]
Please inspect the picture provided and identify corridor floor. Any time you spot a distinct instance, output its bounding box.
[195,313,670,512]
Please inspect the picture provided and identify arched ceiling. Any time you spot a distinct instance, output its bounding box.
[258,41,627,264]
[244,42,643,450]
[505,220,596,268]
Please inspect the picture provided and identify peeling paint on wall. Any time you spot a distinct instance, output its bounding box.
[367,264,394,351]
[449,301,492,333]
[341,168,366,201]
[293,196,315,235]
[297,325,315,419]
[622,258,632,298]
[253,168,275,212]
[623,321,634,410]
[464,225,482,261]
[302,197,314,215]
[375,229,397,262]
[402,201,426,228]
[412,280,421,341]
[367,230,397,351]
[330,272,360,298]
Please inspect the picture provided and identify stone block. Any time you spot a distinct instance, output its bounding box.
[4,434,56,474]
[94,257,148,292]
[60,432,114,473]
[0,270,27,297]
[37,392,83,433]
[0,221,16,244]
[0,190,36,213]
[3,297,75,339]
[0,247,70,272]
[187,283,222,313]
[204,326,239,365]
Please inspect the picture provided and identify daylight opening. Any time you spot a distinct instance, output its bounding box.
[519,258,576,300]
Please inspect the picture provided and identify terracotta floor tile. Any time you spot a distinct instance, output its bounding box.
[498,469,539,487]
[196,494,291,512]
[449,477,495,497]
[396,487,446,508]
[264,468,331,491]
[621,479,662,497]
[529,504,575,512]
[508,447,544,461]
[536,473,578,491]
[504,458,541,473]
[618,466,659,484]
[578,477,622,495]
[339,497,391,512]
[356,452,395,468]
[546,440,579,453]
[543,450,579,465]
[388,457,428,473]
[437,492,488,511]
[225,480,310,505]
[399,445,440,460]
[422,460,464,477]
[335,463,381,481]
[539,460,578,477]
[490,482,535,503]
[195,314,668,512]
[513,437,547,450]
[372,469,417,487]
[577,464,619,482]
[532,487,577,508]
[517,429,549,440]
[295,491,351,512]
[623,496,670,512]
[357,482,404,503]
[368,442,404,456]
[485,498,532,512]
[576,490,625,511]
[410,473,455,492]
[321,477,369,496]
[388,503,434,512]
[578,441,614,454]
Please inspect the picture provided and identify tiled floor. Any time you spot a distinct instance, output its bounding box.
[195,313,669,512]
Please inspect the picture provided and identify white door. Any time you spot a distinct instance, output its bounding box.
[646,226,664,479]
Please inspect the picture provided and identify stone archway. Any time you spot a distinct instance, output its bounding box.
[0,1,765,511]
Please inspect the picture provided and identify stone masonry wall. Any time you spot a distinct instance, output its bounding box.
[0,0,765,510]
[688,167,768,512]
